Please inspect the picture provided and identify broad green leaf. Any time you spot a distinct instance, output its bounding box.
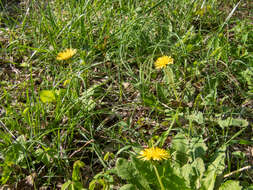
[190,137,207,159]
[219,180,242,190]
[201,146,226,190]
[187,111,204,124]
[207,146,226,174]
[119,184,136,190]
[218,117,248,128]
[201,170,216,190]
[162,171,191,190]
[181,164,194,187]
[116,158,136,180]
[157,159,191,189]
[131,156,156,183]
[192,158,205,189]
[171,133,189,165]
[40,90,56,103]
[116,158,151,190]
[230,118,248,127]
[192,158,205,176]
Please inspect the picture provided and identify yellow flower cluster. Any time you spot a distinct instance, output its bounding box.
[138,147,170,161]
[56,48,77,61]
[154,56,173,69]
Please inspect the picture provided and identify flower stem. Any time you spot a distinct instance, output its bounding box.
[153,164,165,190]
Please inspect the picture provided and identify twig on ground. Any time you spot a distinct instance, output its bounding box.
[224,165,252,178]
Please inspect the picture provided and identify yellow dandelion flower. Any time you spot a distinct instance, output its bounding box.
[138,147,170,161]
[56,48,77,61]
[154,56,173,69]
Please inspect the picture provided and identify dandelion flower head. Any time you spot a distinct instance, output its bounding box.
[138,147,170,161]
[154,56,173,69]
[56,48,77,61]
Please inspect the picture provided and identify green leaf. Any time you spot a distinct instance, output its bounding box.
[119,184,136,190]
[0,130,12,145]
[40,90,56,103]
[230,139,253,145]
[80,85,98,111]
[187,111,204,124]
[90,170,114,189]
[162,169,191,190]
[116,158,136,180]
[0,165,12,184]
[219,180,242,190]
[34,148,51,166]
[73,181,85,190]
[181,164,194,187]
[72,160,85,182]
[201,170,216,190]
[20,62,30,67]
[61,180,72,190]
[245,185,253,190]
[131,156,156,183]
[141,92,163,111]
[201,146,226,190]
[207,146,226,174]
[218,117,248,128]
[171,133,189,165]
[88,179,97,190]
[115,158,152,190]
[190,137,207,159]
[192,158,205,189]
[89,178,108,190]
[156,83,169,102]
[173,157,204,189]
[142,95,156,107]
[116,145,132,156]
[241,68,253,90]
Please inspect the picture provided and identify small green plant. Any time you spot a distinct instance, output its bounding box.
[61,160,85,190]
[113,133,242,190]
[88,170,114,190]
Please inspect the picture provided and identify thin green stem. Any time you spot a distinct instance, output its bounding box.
[153,164,165,190]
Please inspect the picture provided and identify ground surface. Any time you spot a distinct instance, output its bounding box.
[0,0,252,189]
